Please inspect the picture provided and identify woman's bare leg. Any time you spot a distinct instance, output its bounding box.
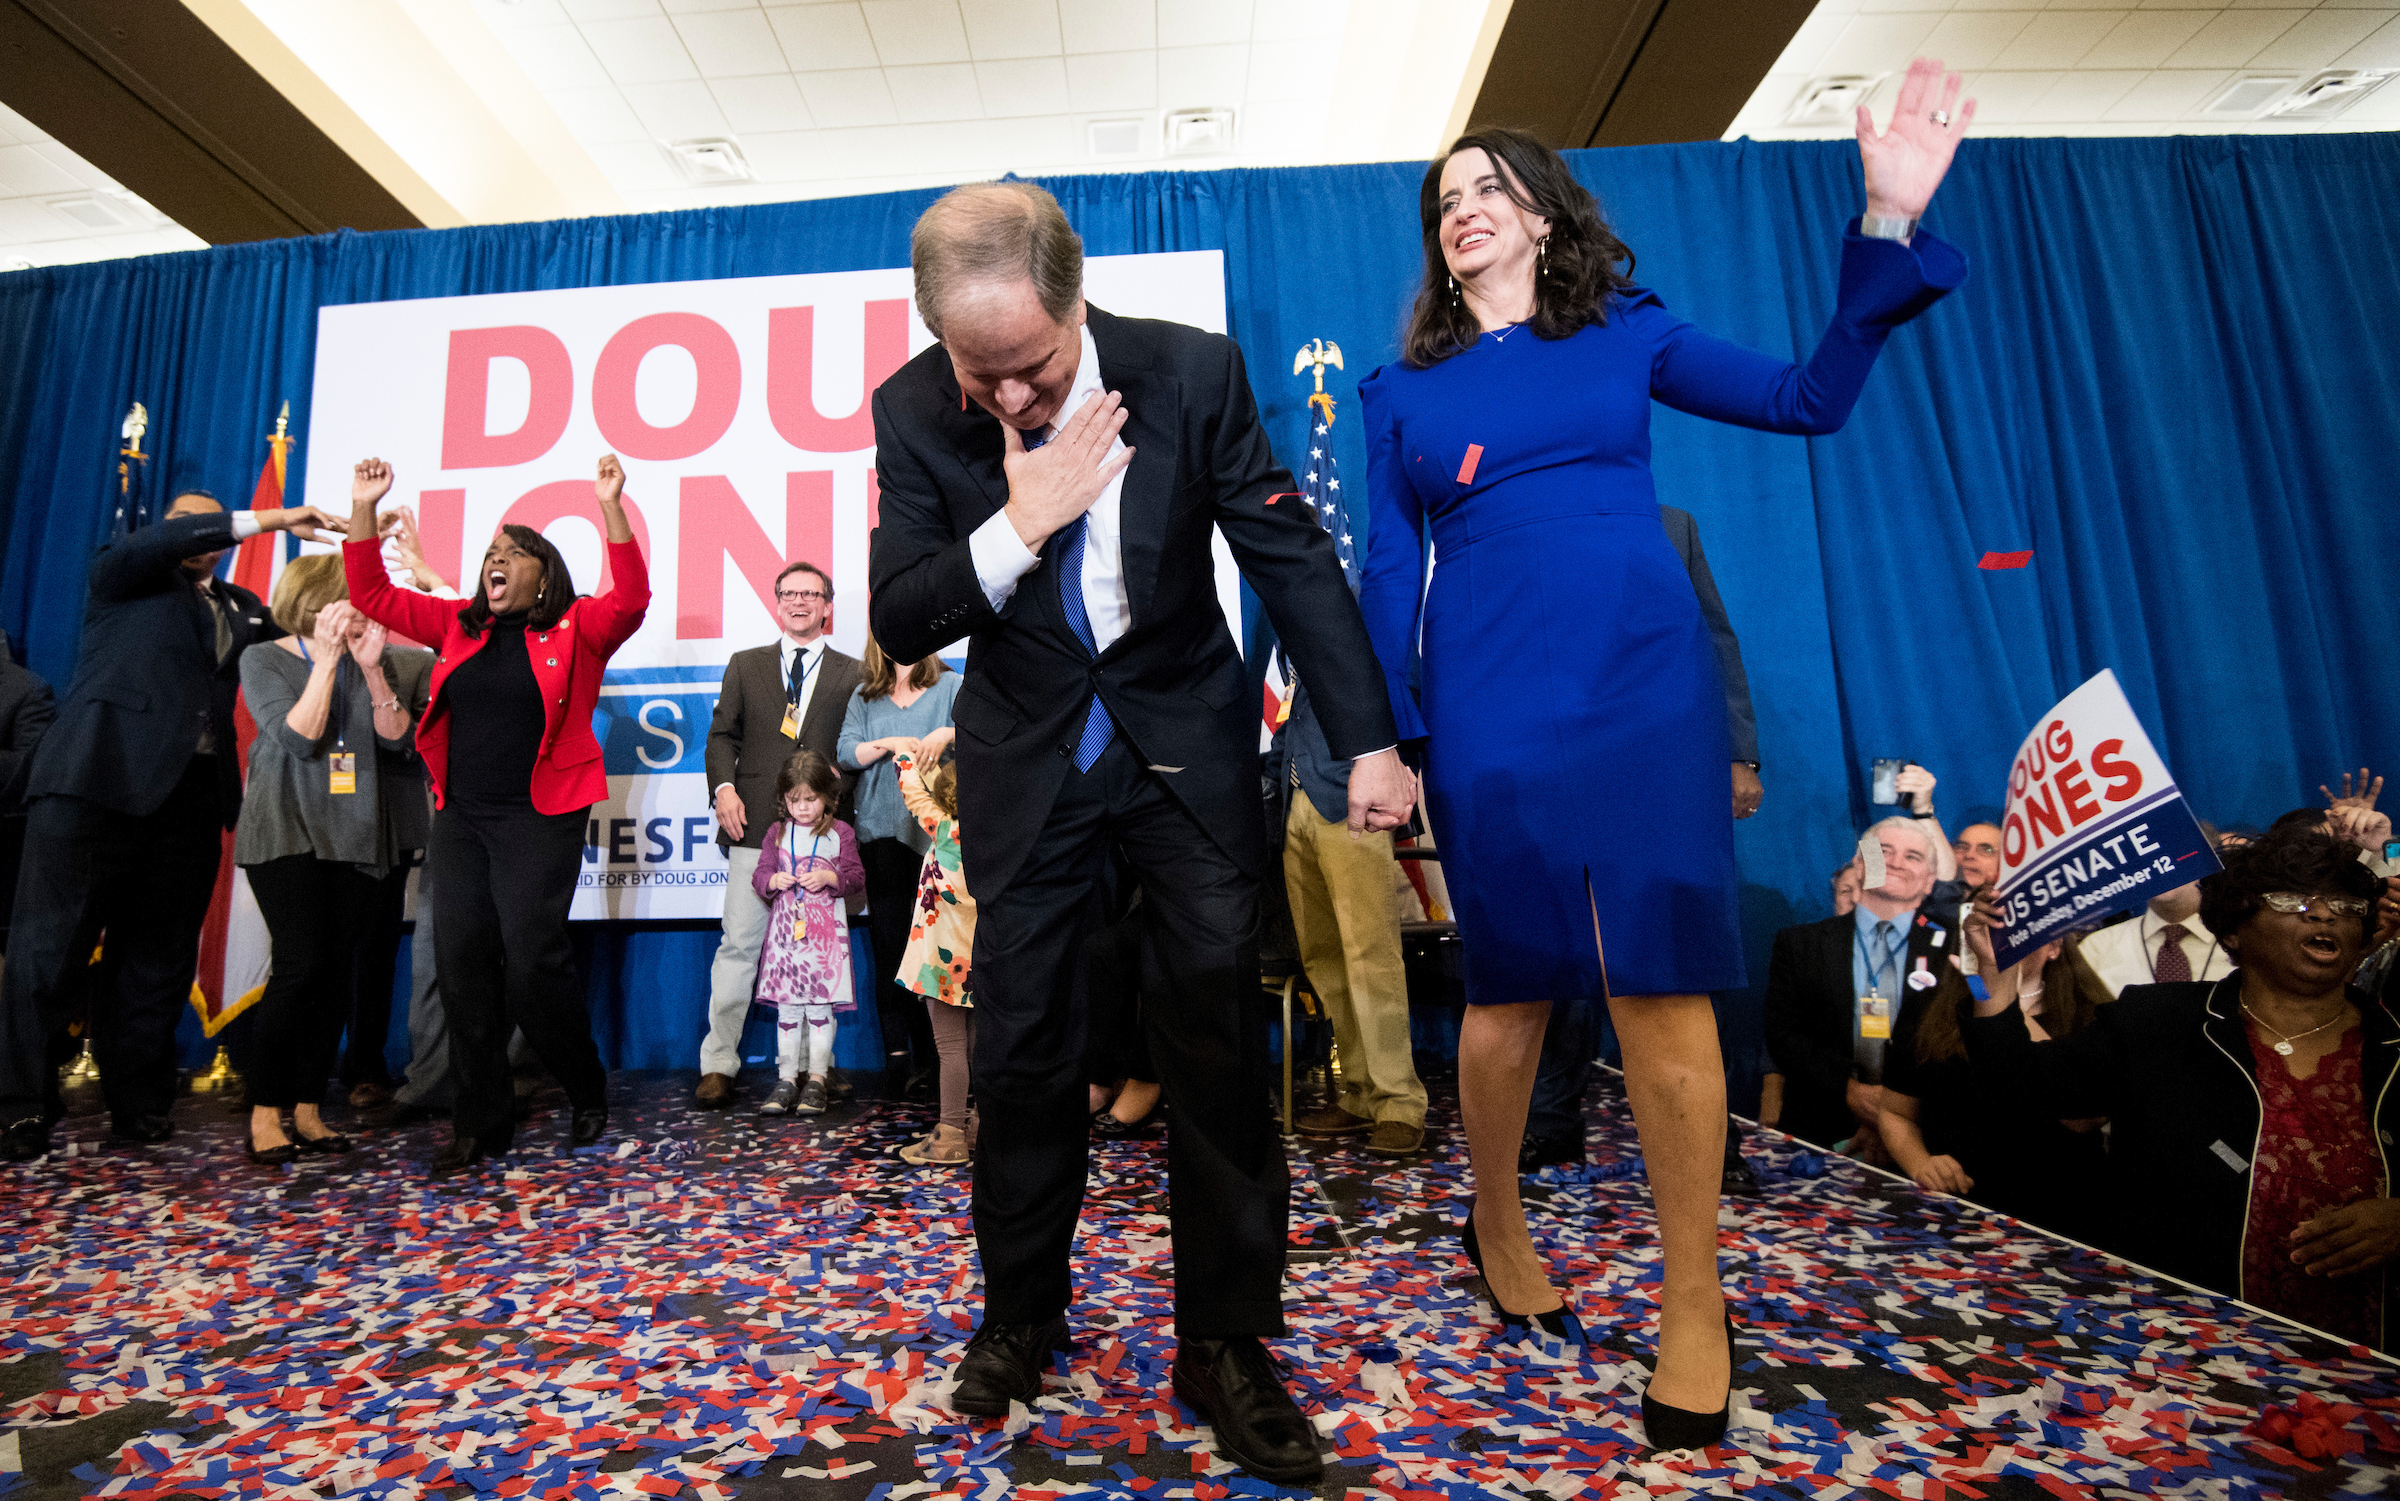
[1458,999,1560,1315]
[1610,992,1729,1411]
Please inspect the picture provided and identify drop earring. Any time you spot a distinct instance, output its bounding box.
[1448,274,1460,306]
[1538,235,1549,274]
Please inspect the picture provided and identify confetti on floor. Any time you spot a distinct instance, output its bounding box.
[3,1065,2396,1500]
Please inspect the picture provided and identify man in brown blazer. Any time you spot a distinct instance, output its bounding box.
[693,560,864,1107]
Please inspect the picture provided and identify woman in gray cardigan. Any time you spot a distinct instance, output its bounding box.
[234,555,433,1164]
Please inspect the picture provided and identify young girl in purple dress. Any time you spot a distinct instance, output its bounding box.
[753,750,864,1117]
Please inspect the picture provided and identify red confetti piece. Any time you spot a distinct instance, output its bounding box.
[1978,550,2033,570]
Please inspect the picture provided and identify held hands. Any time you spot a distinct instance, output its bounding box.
[919,725,956,762]
[1002,391,1133,552]
[768,871,799,892]
[1346,748,1419,838]
[796,868,838,892]
[1858,57,1975,223]
[714,785,748,842]
[2290,1197,2400,1278]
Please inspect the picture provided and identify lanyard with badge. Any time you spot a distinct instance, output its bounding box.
[299,641,357,794]
[1855,926,1898,1042]
[780,647,816,741]
[784,821,833,943]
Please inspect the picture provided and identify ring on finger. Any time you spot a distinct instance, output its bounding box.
[1930,108,1951,126]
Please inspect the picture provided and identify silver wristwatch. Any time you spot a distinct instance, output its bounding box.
[1861,212,1918,241]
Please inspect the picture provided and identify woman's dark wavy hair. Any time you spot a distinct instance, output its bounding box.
[1913,938,2111,1066]
[1400,126,1637,369]
[2200,825,2381,950]
[459,523,576,639]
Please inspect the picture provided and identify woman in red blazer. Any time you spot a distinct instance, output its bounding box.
[344,454,649,1178]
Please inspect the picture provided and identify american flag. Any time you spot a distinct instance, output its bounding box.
[1297,392,1358,591]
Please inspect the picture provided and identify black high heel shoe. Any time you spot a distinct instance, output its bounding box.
[1458,1199,1588,1344]
[1638,1310,1739,1454]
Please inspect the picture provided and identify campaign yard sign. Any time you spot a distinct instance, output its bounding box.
[305,252,1234,918]
[1990,670,2221,970]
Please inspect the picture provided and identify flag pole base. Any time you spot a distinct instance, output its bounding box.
[60,1037,100,1083]
[189,1046,242,1093]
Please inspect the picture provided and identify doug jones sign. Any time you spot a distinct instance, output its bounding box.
[304,252,1234,918]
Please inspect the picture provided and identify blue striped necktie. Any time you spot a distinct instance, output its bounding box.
[1025,425,1116,773]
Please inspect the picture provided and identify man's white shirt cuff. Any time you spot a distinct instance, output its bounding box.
[969,509,1041,610]
[230,512,262,540]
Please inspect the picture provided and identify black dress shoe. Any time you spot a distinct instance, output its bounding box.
[245,1138,299,1166]
[295,1131,353,1156]
[109,1114,175,1144]
[570,1107,608,1147]
[430,1136,493,1179]
[2,1118,52,1162]
[1171,1337,1324,1487]
[1518,1128,1583,1173]
[1089,1106,1159,1141]
[1722,1151,1762,1197]
[950,1315,1069,1417]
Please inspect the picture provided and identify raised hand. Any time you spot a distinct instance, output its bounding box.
[1858,56,1975,223]
[1001,390,1133,552]
[2323,767,2383,814]
[310,600,354,661]
[596,453,626,508]
[347,616,387,670]
[353,458,394,508]
[268,505,348,543]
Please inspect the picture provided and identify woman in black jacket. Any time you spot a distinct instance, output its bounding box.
[1964,826,2399,1350]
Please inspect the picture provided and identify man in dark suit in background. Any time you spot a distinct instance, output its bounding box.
[0,491,341,1161]
[693,559,864,1108]
[1764,815,1953,1156]
[0,629,58,948]
[869,181,1413,1487]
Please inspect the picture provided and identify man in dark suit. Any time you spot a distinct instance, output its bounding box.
[868,181,1413,1486]
[1764,815,1954,1154]
[694,559,865,1107]
[0,491,341,1161]
[0,629,58,947]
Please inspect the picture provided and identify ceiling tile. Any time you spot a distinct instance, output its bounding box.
[961,0,1063,59]
[887,62,986,120]
[0,101,40,146]
[1951,69,2064,122]
[1235,97,1332,158]
[563,0,667,19]
[1246,41,1316,102]
[25,142,118,193]
[1057,0,1153,53]
[1066,50,1157,111]
[583,15,704,82]
[1921,12,2039,70]
[2250,8,2399,67]
[0,144,89,197]
[2100,68,2231,118]
[1160,0,1254,49]
[674,9,793,76]
[622,79,735,136]
[471,0,573,28]
[1768,8,1856,76]
[501,24,617,89]
[741,128,831,179]
[2340,15,2400,67]
[663,0,764,11]
[862,0,974,63]
[976,56,1072,115]
[1158,43,1249,107]
[711,74,818,131]
[1817,13,1945,76]
[2081,9,2215,69]
[1988,10,2123,69]
[2021,68,2145,120]
[540,85,657,143]
[2164,10,2304,67]
[797,68,902,124]
[585,138,683,190]
[960,112,1078,169]
[1252,0,1347,42]
[766,5,882,70]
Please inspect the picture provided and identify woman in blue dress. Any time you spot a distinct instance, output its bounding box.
[1357,57,1975,1450]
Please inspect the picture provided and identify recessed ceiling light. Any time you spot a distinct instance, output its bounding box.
[1163,108,1236,156]
[2268,69,2396,120]
[2202,75,2299,118]
[1088,119,1144,159]
[1787,76,1884,128]
[663,137,754,186]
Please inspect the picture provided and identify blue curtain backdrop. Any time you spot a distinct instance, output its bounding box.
[3,135,2394,1097]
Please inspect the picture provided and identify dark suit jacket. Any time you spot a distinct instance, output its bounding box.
[869,305,1396,897]
[704,640,864,847]
[1658,505,1757,765]
[0,633,57,811]
[1763,906,1956,1148]
[27,512,280,825]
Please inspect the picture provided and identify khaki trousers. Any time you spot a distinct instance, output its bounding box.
[1282,795,1426,1127]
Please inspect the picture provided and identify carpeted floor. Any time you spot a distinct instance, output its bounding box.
[2,1065,2395,1500]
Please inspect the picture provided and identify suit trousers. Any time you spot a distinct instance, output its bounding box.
[861,837,937,1075]
[429,801,604,1148]
[972,736,1286,1337]
[0,754,223,1125]
[246,854,409,1108]
[1281,798,1425,1127]
[699,845,768,1077]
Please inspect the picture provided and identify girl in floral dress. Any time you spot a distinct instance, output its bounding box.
[895,743,976,1165]
[753,750,864,1117]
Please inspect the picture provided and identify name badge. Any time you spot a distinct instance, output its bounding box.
[1858,993,1892,1040]
[790,914,807,943]
[780,702,801,740]
[329,752,357,795]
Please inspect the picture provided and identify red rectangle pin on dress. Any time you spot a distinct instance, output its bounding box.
[1456,444,1484,485]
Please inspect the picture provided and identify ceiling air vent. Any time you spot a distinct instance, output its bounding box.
[2269,69,2397,120]
[1163,107,1236,157]
[1787,76,1884,127]
[1088,118,1144,159]
[664,137,755,186]
[2202,75,2299,118]
[47,194,140,230]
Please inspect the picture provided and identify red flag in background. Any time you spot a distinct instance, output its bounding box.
[190,409,294,1036]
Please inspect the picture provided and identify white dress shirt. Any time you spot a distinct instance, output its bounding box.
[2079,910,2232,997]
[966,325,1131,649]
[712,633,827,798]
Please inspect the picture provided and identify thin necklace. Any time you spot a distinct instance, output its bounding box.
[1487,321,1525,343]
[2241,999,2348,1057]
